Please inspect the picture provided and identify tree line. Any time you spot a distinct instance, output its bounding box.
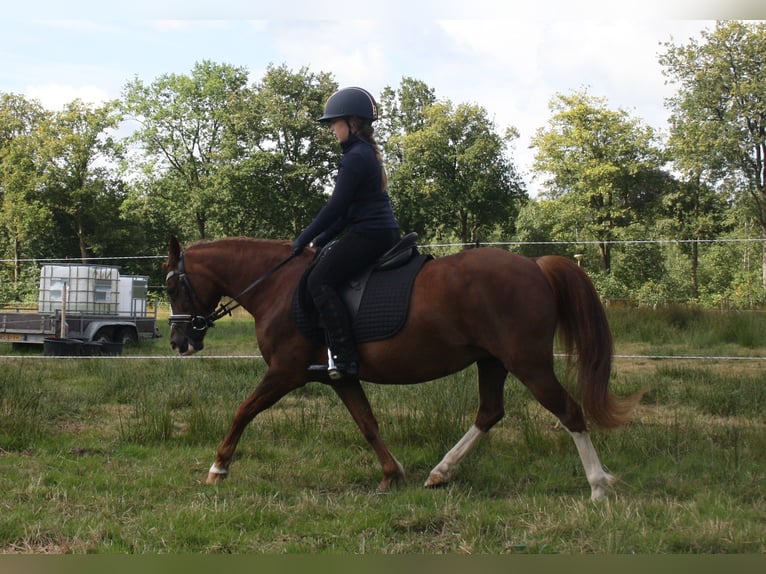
[1,21,765,308]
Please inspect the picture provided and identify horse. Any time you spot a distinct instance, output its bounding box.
[165,236,643,501]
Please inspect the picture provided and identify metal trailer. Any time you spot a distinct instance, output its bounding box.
[0,264,160,347]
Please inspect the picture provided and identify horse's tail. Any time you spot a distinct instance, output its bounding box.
[536,255,643,429]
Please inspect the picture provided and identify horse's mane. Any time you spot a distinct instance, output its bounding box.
[186,236,290,250]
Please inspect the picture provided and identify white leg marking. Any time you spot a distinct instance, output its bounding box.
[209,463,228,476]
[568,430,615,501]
[425,425,486,487]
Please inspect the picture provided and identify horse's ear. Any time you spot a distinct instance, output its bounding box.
[168,235,182,265]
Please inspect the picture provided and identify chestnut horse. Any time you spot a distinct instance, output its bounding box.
[165,236,641,500]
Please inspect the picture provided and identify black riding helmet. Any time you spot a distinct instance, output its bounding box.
[319,87,378,123]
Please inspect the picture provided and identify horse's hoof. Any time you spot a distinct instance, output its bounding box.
[424,471,448,488]
[378,474,406,493]
[377,479,393,493]
[206,472,227,484]
[590,473,617,501]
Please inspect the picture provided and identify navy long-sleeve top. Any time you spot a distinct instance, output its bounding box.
[293,134,399,250]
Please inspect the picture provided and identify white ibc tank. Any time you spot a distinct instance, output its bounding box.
[38,265,120,315]
[118,275,149,316]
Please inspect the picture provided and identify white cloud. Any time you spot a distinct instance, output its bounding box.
[428,19,716,194]
[267,21,390,91]
[255,18,710,194]
[147,20,191,31]
[435,19,711,125]
[1,14,721,198]
[438,20,546,85]
[25,83,111,110]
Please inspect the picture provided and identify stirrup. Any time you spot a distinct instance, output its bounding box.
[327,362,358,380]
[306,362,358,382]
[327,347,358,380]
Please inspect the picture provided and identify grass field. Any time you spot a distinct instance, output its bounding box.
[0,306,765,554]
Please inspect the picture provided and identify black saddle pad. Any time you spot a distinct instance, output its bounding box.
[291,253,431,344]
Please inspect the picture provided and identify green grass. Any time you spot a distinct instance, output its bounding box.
[607,305,766,352]
[1,308,765,554]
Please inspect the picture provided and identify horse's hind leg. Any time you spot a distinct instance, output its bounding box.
[568,429,616,501]
[519,368,615,501]
[331,379,405,492]
[425,358,507,488]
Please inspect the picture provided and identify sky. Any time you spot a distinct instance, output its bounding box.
[2,1,764,196]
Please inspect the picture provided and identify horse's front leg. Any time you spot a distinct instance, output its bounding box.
[331,380,405,492]
[207,368,304,484]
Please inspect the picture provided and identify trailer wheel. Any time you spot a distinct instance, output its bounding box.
[94,328,113,343]
[117,327,138,346]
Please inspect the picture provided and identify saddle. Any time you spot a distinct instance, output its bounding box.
[292,232,432,344]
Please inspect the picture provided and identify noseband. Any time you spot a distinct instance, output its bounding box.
[166,252,217,333]
[166,250,297,333]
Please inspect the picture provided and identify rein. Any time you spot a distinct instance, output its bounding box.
[167,251,297,332]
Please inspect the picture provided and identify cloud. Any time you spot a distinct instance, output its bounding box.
[25,83,112,110]
[147,20,191,31]
[1,13,725,199]
[426,19,715,195]
[266,21,390,91]
[435,20,712,123]
[251,18,715,194]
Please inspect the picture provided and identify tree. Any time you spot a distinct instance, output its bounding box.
[35,99,124,261]
[376,78,439,237]
[220,64,338,239]
[121,60,250,240]
[0,93,52,286]
[656,176,731,299]
[389,99,527,244]
[660,21,766,286]
[378,77,437,162]
[513,198,577,259]
[531,91,666,271]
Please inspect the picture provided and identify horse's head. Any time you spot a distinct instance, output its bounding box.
[164,235,217,356]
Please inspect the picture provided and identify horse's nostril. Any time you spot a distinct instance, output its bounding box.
[170,337,189,354]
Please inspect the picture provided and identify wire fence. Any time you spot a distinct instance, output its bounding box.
[2,237,766,361]
[0,237,763,272]
[1,236,765,264]
[2,352,765,362]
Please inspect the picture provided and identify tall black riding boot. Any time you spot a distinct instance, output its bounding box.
[313,284,359,379]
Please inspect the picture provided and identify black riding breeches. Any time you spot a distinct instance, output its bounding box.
[306,228,400,299]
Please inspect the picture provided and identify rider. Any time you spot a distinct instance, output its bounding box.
[292,87,401,379]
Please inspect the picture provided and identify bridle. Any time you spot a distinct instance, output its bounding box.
[166,250,297,333]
